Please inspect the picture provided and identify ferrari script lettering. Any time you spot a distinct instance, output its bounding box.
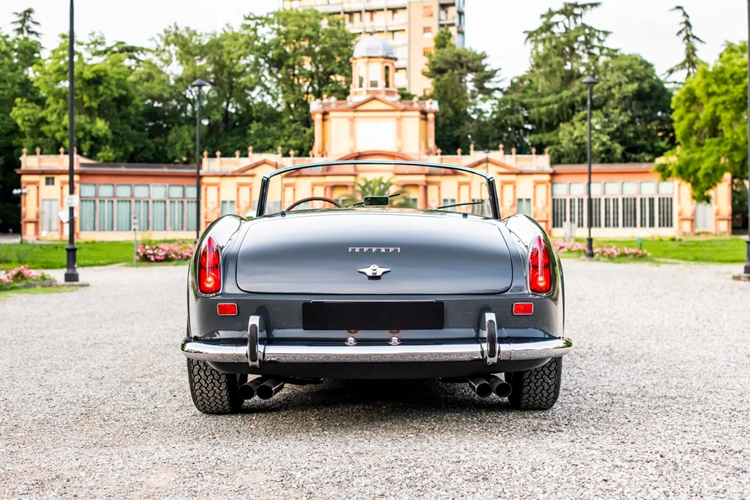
[348,247,401,253]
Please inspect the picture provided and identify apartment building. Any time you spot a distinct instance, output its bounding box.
[280,0,466,96]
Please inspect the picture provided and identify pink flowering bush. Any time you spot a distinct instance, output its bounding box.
[553,240,650,259]
[136,242,194,263]
[0,265,52,290]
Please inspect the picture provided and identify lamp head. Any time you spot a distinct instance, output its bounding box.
[583,76,598,86]
[191,78,211,89]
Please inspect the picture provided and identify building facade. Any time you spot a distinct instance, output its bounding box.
[280,0,465,96]
[16,35,733,242]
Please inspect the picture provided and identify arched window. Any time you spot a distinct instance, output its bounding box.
[384,65,391,88]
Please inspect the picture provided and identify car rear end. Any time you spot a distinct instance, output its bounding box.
[183,211,569,382]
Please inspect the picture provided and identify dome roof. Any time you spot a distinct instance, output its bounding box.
[353,35,395,59]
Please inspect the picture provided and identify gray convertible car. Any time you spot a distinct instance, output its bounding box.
[181,160,571,413]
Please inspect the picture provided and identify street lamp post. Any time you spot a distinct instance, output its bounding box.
[12,188,29,244]
[65,0,79,283]
[744,0,750,276]
[191,79,210,241]
[583,76,598,259]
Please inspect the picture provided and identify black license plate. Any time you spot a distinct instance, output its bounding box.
[303,301,444,330]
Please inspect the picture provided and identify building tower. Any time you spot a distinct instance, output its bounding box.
[310,34,439,158]
[350,33,399,102]
[280,0,466,96]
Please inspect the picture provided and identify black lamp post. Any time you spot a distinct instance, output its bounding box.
[583,76,598,259]
[191,79,210,241]
[12,188,29,244]
[65,0,79,283]
[744,0,750,276]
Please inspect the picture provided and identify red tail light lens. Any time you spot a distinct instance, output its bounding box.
[529,236,552,294]
[198,237,221,294]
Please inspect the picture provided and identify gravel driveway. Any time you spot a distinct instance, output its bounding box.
[1,260,749,499]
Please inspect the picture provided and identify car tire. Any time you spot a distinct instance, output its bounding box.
[187,358,244,414]
[507,357,562,411]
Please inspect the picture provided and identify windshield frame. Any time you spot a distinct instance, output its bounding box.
[256,160,501,219]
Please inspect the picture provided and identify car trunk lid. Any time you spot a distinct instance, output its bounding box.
[235,212,513,295]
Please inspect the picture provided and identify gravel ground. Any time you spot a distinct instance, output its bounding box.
[1,260,749,499]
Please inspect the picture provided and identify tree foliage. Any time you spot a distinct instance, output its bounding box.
[655,42,748,201]
[664,6,704,82]
[424,28,498,154]
[490,2,672,164]
[341,177,416,208]
[0,9,43,231]
[10,9,354,167]
[11,8,41,38]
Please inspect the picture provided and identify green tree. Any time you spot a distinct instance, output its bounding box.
[495,2,671,163]
[509,2,612,151]
[12,34,150,162]
[244,9,355,155]
[424,28,498,154]
[0,8,43,231]
[341,177,416,208]
[555,54,673,163]
[664,6,704,82]
[655,42,748,201]
[11,8,41,38]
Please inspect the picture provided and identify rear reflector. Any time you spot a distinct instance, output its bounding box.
[513,302,534,315]
[217,303,237,316]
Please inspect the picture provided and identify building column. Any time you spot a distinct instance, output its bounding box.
[427,113,436,154]
[313,113,323,157]
[419,184,427,209]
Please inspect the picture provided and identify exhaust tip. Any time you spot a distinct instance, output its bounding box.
[238,378,262,400]
[494,381,512,398]
[257,379,285,400]
[469,377,493,398]
[489,375,513,398]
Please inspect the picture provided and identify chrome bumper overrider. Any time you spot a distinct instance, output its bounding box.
[182,314,572,367]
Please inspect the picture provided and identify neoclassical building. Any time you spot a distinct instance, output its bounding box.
[16,35,733,241]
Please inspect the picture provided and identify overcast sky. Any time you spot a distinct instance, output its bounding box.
[1,0,746,81]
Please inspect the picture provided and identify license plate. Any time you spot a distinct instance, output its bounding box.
[303,301,444,330]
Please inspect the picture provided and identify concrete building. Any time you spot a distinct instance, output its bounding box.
[16,35,733,242]
[280,0,466,96]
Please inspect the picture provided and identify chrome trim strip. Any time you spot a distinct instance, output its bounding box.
[262,343,485,364]
[181,337,573,364]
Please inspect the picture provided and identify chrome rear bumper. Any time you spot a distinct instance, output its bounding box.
[182,314,572,366]
[181,337,572,364]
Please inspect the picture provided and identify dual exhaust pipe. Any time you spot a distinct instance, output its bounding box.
[468,375,512,399]
[241,376,509,400]
[238,378,285,400]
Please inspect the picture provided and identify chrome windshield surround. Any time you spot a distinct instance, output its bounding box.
[255,160,500,219]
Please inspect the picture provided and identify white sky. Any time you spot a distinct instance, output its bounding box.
[1,0,746,81]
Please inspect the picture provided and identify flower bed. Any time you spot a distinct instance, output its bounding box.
[136,242,194,263]
[553,241,650,259]
[0,265,53,291]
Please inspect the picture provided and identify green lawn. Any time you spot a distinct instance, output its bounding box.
[0,240,191,270]
[574,236,747,263]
